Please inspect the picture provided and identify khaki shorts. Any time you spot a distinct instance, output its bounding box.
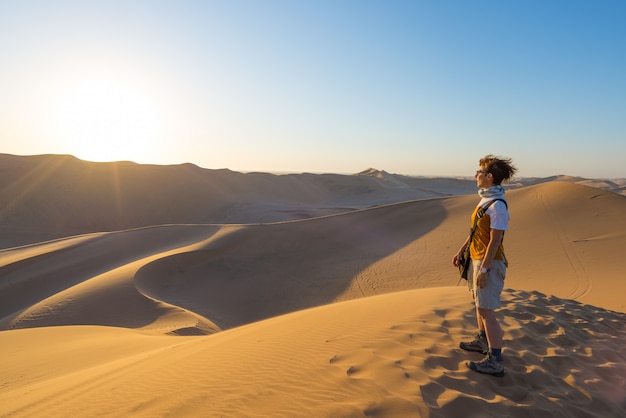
[470,259,506,310]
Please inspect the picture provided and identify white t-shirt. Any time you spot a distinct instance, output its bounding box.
[478,197,509,231]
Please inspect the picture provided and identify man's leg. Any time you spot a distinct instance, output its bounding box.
[476,304,486,333]
[467,307,505,376]
[467,261,505,376]
[460,262,489,354]
[478,307,502,352]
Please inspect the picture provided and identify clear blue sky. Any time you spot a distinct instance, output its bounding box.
[1,0,624,178]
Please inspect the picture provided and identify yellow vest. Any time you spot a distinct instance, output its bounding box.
[469,205,507,264]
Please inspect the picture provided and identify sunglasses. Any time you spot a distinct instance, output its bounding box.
[476,170,489,175]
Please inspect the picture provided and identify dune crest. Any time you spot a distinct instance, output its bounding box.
[0,154,476,248]
[3,153,622,250]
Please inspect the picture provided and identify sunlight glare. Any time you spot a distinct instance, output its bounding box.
[53,79,162,162]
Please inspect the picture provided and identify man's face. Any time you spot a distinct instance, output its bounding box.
[475,167,494,188]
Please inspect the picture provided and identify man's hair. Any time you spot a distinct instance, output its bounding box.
[480,155,517,185]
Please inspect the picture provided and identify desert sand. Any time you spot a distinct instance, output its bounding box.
[1,154,625,417]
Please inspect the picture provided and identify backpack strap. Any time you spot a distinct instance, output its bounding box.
[476,198,507,220]
[467,198,508,245]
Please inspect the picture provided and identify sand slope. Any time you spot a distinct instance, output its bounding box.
[2,180,624,335]
[1,155,626,416]
[1,288,624,417]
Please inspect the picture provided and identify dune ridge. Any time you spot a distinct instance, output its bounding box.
[2,154,623,249]
[1,154,625,416]
[0,154,476,249]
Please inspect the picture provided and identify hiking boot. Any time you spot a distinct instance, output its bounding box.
[467,353,505,377]
[459,334,488,354]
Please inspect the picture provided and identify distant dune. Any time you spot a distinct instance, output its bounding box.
[1,154,625,417]
[2,154,623,249]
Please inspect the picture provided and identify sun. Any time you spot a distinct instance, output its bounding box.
[53,78,163,163]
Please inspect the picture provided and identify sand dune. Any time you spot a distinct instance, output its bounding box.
[1,154,622,248]
[0,154,479,249]
[1,155,625,417]
[1,289,624,417]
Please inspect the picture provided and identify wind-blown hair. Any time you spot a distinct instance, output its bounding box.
[480,155,517,185]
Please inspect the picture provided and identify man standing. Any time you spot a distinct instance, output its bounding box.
[453,155,517,377]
